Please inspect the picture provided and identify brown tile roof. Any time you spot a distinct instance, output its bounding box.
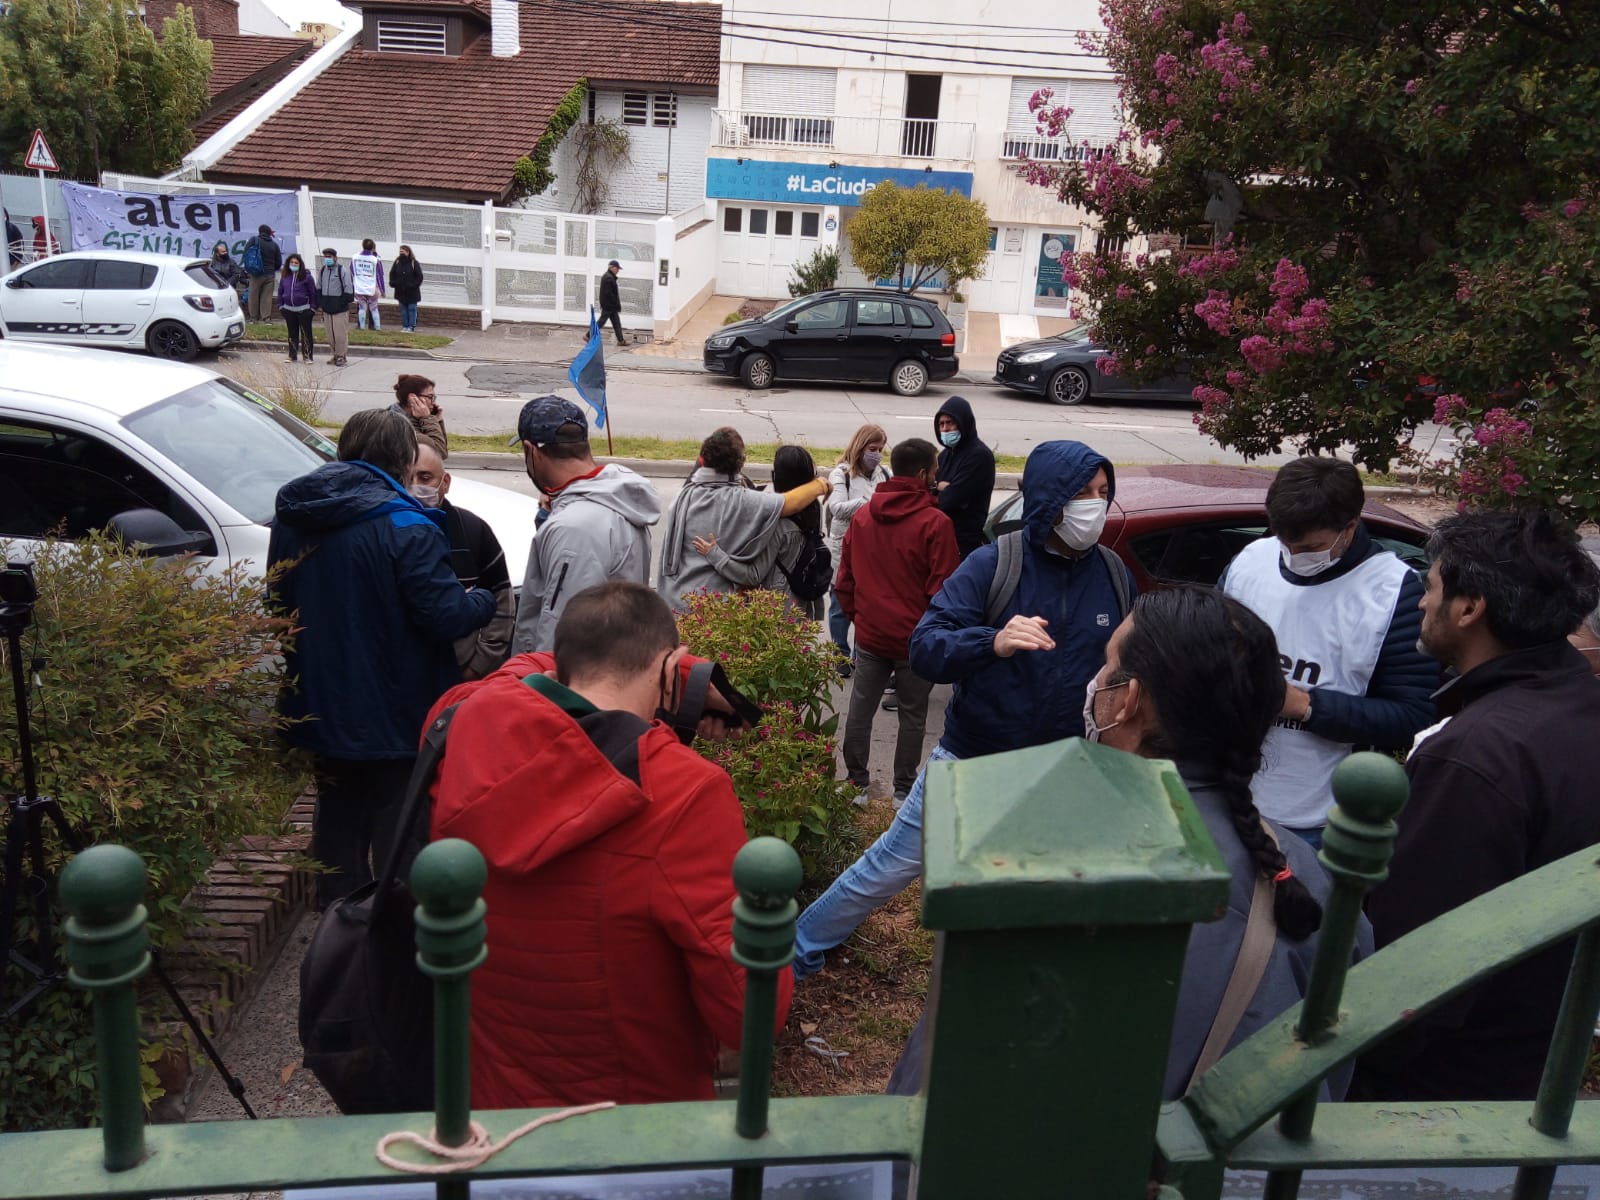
[206,33,314,97]
[207,0,719,201]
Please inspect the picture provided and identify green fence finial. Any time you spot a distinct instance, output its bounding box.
[60,844,152,1173]
[412,838,488,1166]
[729,837,801,1200]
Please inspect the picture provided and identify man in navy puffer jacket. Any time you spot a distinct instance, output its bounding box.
[268,408,495,906]
[793,439,1134,977]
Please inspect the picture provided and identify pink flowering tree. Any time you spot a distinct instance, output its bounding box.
[1027,0,1600,519]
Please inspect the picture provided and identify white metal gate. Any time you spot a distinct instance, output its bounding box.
[489,211,657,327]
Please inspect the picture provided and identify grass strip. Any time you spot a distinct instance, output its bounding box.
[446,432,1031,472]
[244,321,453,350]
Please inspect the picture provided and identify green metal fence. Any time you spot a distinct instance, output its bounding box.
[3,741,1599,1200]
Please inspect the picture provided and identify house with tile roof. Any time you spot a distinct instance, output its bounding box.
[193,0,721,207]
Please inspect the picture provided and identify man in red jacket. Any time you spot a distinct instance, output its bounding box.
[836,437,960,803]
[425,580,790,1110]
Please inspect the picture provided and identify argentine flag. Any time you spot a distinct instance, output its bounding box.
[569,308,608,430]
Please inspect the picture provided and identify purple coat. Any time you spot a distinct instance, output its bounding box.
[277,270,319,310]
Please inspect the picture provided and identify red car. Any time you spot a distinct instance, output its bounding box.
[985,464,1429,591]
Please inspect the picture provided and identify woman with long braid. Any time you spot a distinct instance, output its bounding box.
[887,585,1368,1101]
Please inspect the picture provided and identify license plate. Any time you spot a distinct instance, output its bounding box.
[227,322,244,337]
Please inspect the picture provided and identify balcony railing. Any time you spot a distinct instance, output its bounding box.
[713,108,977,162]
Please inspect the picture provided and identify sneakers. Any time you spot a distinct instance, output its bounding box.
[851,782,871,808]
[881,691,899,712]
[892,788,909,809]
[836,659,854,680]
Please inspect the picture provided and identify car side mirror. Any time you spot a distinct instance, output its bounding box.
[4,276,21,288]
[784,320,799,334]
[105,508,217,559]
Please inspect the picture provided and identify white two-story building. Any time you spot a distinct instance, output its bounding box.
[706,0,1121,321]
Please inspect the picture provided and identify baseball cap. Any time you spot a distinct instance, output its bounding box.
[510,395,589,447]
[608,259,621,268]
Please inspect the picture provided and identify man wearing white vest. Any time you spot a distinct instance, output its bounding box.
[1220,457,1439,846]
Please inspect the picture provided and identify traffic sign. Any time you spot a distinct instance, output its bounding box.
[23,129,59,173]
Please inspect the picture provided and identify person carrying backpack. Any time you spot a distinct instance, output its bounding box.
[242,224,283,321]
[316,247,355,367]
[792,439,1135,978]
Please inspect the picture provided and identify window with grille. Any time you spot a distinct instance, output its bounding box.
[1003,77,1121,160]
[652,93,677,127]
[622,93,649,126]
[375,18,447,54]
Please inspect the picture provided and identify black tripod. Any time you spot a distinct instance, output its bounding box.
[1,578,257,1119]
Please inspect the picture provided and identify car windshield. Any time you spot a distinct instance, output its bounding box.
[121,378,336,524]
[1054,325,1095,344]
[760,296,814,324]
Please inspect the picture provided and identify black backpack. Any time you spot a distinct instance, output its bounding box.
[777,524,833,602]
[983,529,1132,627]
[298,705,458,1114]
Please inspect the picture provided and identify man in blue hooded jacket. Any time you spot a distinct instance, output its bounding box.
[268,408,496,907]
[793,440,1134,977]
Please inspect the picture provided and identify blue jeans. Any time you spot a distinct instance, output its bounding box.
[399,302,418,330]
[794,743,960,979]
[826,589,852,658]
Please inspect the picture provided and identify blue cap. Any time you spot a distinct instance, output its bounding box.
[510,394,588,448]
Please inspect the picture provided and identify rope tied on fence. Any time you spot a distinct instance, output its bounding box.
[375,1102,617,1174]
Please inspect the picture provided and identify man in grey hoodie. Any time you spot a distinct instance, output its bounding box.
[510,396,662,653]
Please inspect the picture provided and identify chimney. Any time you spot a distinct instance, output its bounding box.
[491,0,519,57]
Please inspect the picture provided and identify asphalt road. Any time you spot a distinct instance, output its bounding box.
[220,347,1326,467]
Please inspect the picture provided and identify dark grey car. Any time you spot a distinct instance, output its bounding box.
[994,326,1194,406]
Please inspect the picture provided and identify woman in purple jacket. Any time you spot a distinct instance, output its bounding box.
[277,252,319,363]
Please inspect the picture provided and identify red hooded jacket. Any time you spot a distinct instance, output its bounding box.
[425,652,791,1110]
[835,476,960,660]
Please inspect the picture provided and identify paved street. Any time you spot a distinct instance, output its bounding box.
[218,345,1354,467]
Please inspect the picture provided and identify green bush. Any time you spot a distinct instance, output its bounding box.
[678,591,857,872]
[0,536,304,1131]
[788,246,842,298]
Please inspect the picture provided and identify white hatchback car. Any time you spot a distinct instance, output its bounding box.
[0,342,539,585]
[0,249,245,360]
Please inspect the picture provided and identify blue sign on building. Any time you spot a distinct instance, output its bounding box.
[705,158,974,207]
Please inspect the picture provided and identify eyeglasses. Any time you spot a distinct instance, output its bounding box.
[419,392,437,400]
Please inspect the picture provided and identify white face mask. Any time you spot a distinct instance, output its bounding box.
[861,449,883,473]
[411,483,442,508]
[1055,498,1108,551]
[1082,676,1127,743]
[1279,529,1349,578]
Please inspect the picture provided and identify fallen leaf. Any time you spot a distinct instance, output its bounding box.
[800,1021,818,1036]
[279,1061,299,1086]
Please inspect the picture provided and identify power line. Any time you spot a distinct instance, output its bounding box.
[517,0,1120,74]
[726,5,1105,37]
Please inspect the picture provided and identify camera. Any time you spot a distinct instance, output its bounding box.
[0,561,38,609]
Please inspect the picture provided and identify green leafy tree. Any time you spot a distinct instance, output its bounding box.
[846,182,990,293]
[0,0,212,178]
[1029,0,1600,518]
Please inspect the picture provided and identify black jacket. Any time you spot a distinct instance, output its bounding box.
[933,396,996,558]
[245,233,283,276]
[391,255,424,303]
[1356,641,1600,1101]
[598,269,621,314]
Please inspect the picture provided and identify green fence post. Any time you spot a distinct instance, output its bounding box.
[59,844,152,1174]
[1263,752,1408,1200]
[1511,924,1600,1200]
[412,838,488,1200]
[915,740,1233,1200]
[729,836,802,1200]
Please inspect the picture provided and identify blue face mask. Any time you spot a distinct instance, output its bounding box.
[940,430,961,448]
[323,257,335,267]
[289,264,300,273]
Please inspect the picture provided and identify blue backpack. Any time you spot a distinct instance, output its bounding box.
[242,239,265,276]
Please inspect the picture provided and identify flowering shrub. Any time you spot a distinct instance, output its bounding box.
[678,591,857,869]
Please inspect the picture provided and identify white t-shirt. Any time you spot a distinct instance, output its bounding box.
[1222,537,1412,828]
[351,254,380,297]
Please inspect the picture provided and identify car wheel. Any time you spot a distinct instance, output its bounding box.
[147,321,200,362]
[1047,365,1091,406]
[891,359,929,397]
[741,351,775,389]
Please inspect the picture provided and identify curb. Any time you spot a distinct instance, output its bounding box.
[148,790,315,1121]
[234,338,434,360]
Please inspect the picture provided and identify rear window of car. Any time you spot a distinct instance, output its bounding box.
[184,263,230,290]
[91,260,158,290]
[908,305,935,328]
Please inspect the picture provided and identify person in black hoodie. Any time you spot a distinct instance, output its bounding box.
[1355,511,1600,1102]
[933,396,996,559]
